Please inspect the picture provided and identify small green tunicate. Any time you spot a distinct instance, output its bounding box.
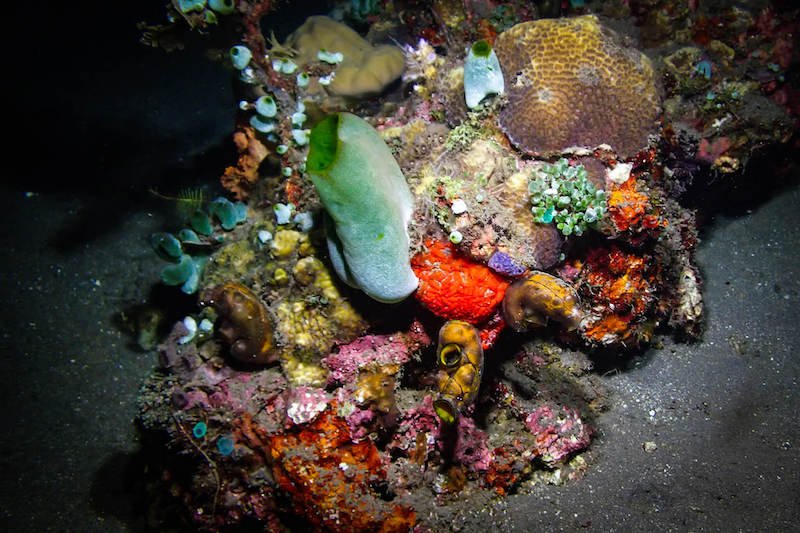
[282,166,293,177]
[177,0,206,14]
[250,114,276,134]
[529,159,606,237]
[190,210,213,236]
[449,230,463,244]
[255,95,277,118]
[230,45,252,70]
[296,72,310,87]
[208,0,234,14]
[177,228,203,244]
[317,49,344,64]
[276,144,289,155]
[209,197,247,230]
[150,232,182,261]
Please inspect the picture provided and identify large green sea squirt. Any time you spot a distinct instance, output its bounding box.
[306,112,418,303]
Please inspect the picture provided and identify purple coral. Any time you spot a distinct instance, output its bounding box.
[525,404,592,464]
[488,251,528,278]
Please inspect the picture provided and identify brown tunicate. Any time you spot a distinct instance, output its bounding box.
[201,282,277,365]
[434,320,484,424]
[502,272,583,332]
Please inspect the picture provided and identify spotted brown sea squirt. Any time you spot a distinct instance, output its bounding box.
[434,320,484,424]
[502,272,583,332]
[200,282,277,364]
[493,15,659,158]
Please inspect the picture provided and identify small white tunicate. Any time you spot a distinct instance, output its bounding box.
[293,212,314,232]
[274,203,294,224]
[292,129,310,146]
[178,316,198,345]
[319,73,335,85]
[451,198,468,214]
[257,230,273,243]
[449,230,463,244]
[198,318,214,332]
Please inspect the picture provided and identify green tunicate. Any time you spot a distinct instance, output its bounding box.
[306,112,418,303]
[150,232,182,261]
[190,210,213,236]
[255,95,277,118]
[230,45,252,70]
[177,228,203,245]
[208,0,234,14]
[209,197,247,230]
[177,0,206,13]
[464,40,505,109]
[529,159,606,237]
[160,254,196,290]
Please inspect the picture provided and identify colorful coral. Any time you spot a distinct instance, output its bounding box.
[494,15,659,157]
[411,240,510,324]
[237,408,417,532]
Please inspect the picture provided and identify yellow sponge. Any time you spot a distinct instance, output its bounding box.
[286,15,405,98]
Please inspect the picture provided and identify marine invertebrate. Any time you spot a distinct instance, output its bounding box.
[528,158,607,236]
[493,15,659,157]
[464,39,504,109]
[306,112,418,303]
[434,320,484,424]
[284,15,405,98]
[200,282,277,365]
[411,240,510,324]
[502,272,583,332]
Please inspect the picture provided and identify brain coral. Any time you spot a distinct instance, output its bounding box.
[493,15,659,158]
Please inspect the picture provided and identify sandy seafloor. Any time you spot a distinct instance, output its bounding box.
[1,3,798,532]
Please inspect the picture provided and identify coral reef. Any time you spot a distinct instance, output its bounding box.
[135,0,797,529]
[494,15,660,157]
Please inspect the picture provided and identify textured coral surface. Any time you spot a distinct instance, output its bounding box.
[494,15,659,157]
[411,240,510,324]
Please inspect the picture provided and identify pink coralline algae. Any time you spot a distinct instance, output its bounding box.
[388,395,491,472]
[285,386,330,424]
[525,404,592,464]
[322,334,412,386]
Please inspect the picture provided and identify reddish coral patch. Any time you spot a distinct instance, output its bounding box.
[607,177,667,234]
[411,240,510,324]
[236,408,415,532]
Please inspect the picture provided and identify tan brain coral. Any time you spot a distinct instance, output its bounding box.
[494,15,660,158]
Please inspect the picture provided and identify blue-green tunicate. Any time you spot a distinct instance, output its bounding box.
[255,95,277,118]
[230,45,252,70]
[208,0,235,14]
[305,112,418,303]
[464,40,504,109]
[177,0,206,14]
